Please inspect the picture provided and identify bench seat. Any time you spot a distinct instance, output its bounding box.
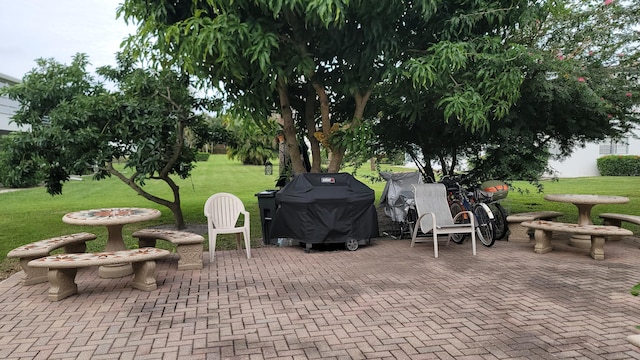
[506,211,563,242]
[599,213,640,241]
[28,248,171,301]
[132,229,204,270]
[599,213,640,227]
[521,220,633,260]
[7,232,97,285]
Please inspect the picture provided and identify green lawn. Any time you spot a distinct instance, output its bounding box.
[0,156,397,261]
[1,155,639,276]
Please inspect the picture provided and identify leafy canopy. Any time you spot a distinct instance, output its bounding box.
[0,53,217,229]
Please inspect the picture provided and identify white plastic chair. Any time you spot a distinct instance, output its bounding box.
[411,183,477,258]
[204,192,251,261]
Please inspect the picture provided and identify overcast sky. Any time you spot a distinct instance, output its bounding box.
[0,1,136,80]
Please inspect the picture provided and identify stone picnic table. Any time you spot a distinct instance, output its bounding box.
[62,208,161,278]
[543,194,629,248]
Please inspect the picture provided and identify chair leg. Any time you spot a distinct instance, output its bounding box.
[470,229,477,256]
[243,229,251,259]
[410,223,420,248]
[209,234,217,263]
[235,233,243,251]
[234,232,251,259]
[433,231,439,258]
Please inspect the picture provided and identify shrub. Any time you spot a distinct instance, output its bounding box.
[0,134,44,188]
[597,155,640,176]
[195,152,210,162]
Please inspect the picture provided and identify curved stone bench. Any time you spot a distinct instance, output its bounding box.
[506,211,563,242]
[599,213,640,227]
[7,232,97,285]
[132,229,204,270]
[28,248,171,301]
[521,220,633,260]
[599,213,640,241]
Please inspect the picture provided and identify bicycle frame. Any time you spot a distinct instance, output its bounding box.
[444,180,494,220]
[440,175,496,246]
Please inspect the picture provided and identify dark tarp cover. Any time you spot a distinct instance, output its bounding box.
[270,173,379,244]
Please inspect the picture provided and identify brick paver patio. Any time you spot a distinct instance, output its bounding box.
[2,235,640,359]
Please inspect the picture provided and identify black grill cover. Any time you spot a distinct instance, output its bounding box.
[270,173,379,244]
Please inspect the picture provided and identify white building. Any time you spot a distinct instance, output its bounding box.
[0,72,27,135]
[547,129,640,177]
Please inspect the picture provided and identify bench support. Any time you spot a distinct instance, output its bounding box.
[45,260,159,301]
[507,212,563,242]
[10,235,92,286]
[130,261,158,291]
[523,220,632,260]
[18,243,88,286]
[510,225,532,243]
[135,230,204,270]
[47,268,79,301]
[601,218,623,242]
[175,243,204,270]
[590,236,606,260]
[602,218,622,227]
[533,229,553,254]
[534,230,608,260]
[139,238,202,270]
[19,257,49,285]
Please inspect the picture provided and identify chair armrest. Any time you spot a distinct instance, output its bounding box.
[452,211,476,227]
[416,211,437,232]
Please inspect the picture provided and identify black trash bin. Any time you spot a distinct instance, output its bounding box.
[255,189,279,245]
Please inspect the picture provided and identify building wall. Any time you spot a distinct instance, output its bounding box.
[0,72,25,135]
[547,128,640,178]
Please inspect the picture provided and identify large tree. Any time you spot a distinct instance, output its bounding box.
[0,54,215,229]
[119,0,539,174]
[375,0,640,182]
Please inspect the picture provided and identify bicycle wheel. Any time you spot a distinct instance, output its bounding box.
[449,201,468,244]
[473,204,495,247]
[488,202,508,240]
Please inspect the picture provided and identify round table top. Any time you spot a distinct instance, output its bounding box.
[62,208,161,226]
[543,194,629,205]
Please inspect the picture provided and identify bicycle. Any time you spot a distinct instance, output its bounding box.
[476,180,509,241]
[445,175,509,242]
[439,176,495,247]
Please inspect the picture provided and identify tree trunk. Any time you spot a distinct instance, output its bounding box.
[353,90,371,121]
[277,78,306,175]
[166,202,185,230]
[327,89,372,173]
[327,151,344,173]
[165,175,186,229]
[305,84,322,173]
[107,164,186,229]
[312,81,334,172]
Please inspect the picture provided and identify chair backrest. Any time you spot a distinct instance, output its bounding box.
[204,192,246,229]
[412,183,455,233]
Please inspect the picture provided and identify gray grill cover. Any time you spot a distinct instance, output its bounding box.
[379,172,421,222]
[270,173,379,244]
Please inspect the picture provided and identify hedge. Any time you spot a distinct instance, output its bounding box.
[596,155,640,176]
[195,152,211,162]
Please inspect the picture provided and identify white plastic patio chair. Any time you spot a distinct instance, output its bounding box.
[411,183,477,258]
[204,192,251,261]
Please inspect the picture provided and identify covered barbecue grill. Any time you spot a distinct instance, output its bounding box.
[270,173,379,251]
